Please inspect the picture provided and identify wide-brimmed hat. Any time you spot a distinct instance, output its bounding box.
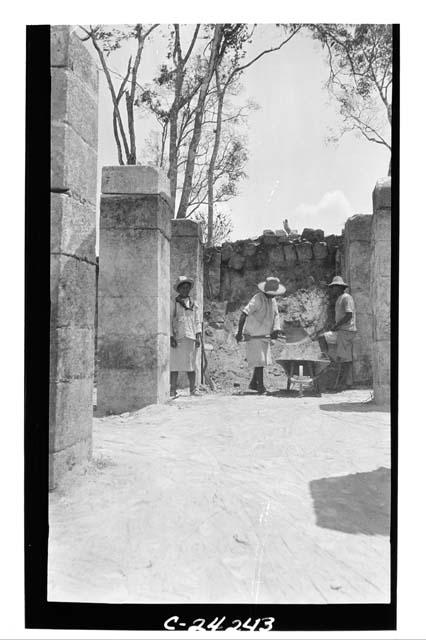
[258,276,286,296]
[328,275,348,287]
[174,275,194,292]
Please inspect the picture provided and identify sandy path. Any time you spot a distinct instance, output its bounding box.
[48,389,390,604]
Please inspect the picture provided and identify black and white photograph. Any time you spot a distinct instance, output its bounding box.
[17,12,413,636]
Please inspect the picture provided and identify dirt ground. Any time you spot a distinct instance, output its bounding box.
[48,389,390,604]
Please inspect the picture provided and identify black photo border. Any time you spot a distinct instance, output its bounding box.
[25,23,399,632]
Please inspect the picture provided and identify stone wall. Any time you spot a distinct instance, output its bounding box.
[371,178,391,405]
[204,229,343,333]
[50,26,98,489]
[97,166,171,415]
[171,219,204,386]
[344,215,373,384]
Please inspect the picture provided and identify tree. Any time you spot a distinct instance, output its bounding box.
[79,24,159,165]
[310,24,392,174]
[193,210,233,245]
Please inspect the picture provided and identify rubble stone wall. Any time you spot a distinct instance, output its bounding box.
[204,229,344,334]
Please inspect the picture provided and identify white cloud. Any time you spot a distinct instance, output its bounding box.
[290,190,353,236]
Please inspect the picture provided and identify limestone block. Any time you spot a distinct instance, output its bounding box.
[372,239,391,277]
[352,291,372,316]
[313,241,328,261]
[277,235,292,244]
[372,209,391,240]
[102,165,171,201]
[228,254,245,271]
[50,254,96,328]
[254,250,268,268]
[344,215,372,242]
[171,218,202,240]
[325,234,340,250]
[262,234,278,246]
[268,246,285,266]
[372,277,391,341]
[346,240,371,290]
[295,241,313,262]
[263,229,275,236]
[243,242,259,257]
[372,340,391,405]
[373,177,391,211]
[50,26,98,94]
[50,193,96,262]
[283,244,297,263]
[51,121,98,205]
[301,228,325,243]
[51,67,98,149]
[221,243,234,262]
[275,229,287,237]
[49,438,92,490]
[49,378,93,452]
[100,194,171,238]
[50,326,95,381]
[97,345,169,414]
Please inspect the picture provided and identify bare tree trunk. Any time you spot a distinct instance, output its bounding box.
[168,103,180,213]
[112,111,124,165]
[207,71,225,247]
[176,25,223,219]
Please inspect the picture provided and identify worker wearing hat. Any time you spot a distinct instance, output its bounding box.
[319,275,357,390]
[170,276,202,397]
[235,276,286,394]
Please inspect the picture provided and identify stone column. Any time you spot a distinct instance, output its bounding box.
[371,178,391,405]
[98,166,171,414]
[170,219,204,386]
[344,214,373,384]
[49,26,98,490]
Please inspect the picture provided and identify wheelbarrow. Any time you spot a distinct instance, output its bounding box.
[275,325,331,396]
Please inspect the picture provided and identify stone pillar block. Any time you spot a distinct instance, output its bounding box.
[49,26,98,490]
[98,166,171,414]
[171,218,204,387]
[371,178,392,405]
[344,214,373,384]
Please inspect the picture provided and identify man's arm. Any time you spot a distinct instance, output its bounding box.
[235,312,248,342]
[332,312,352,331]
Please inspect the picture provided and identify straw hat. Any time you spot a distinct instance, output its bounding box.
[328,275,348,287]
[258,276,286,296]
[174,275,194,292]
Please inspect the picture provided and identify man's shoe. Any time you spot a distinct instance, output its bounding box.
[257,386,267,395]
[190,388,201,396]
[248,381,258,391]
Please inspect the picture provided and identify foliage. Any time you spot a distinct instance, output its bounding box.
[310,24,392,170]
[193,210,234,245]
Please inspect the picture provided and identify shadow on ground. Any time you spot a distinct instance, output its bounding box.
[309,467,391,536]
[320,400,389,413]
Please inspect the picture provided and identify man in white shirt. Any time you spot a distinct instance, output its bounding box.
[170,276,202,397]
[235,277,286,394]
[319,275,357,390]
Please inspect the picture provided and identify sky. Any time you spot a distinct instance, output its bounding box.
[87,24,390,241]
